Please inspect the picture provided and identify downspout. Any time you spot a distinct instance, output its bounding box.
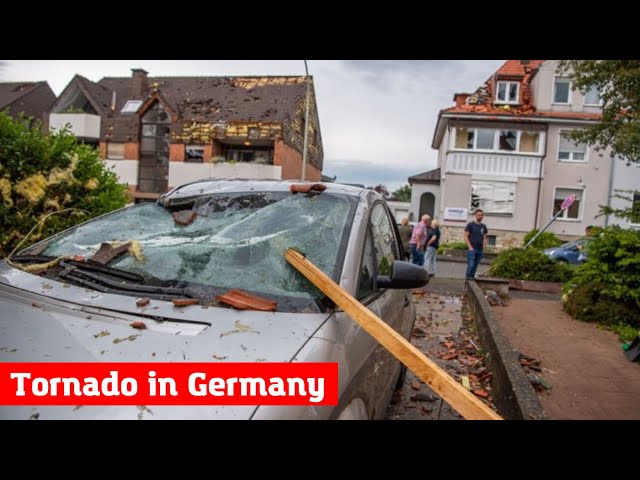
[604,154,616,227]
[533,127,548,230]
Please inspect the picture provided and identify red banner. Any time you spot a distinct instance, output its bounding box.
[0,362,338,406]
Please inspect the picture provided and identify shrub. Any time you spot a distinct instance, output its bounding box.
[488,247,574,282]
[563,282,640,329]
[522,229,563,250]
[437,241,468,254]
[0,112,129,257]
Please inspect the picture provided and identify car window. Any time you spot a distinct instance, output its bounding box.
[356,227,376,301]
[41,191,358,305]
[370,203,400,277]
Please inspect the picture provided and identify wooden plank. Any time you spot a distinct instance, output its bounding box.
[285,249,503,421]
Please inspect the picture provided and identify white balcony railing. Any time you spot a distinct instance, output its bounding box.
[446,152,542,178]
[49,113,101,139]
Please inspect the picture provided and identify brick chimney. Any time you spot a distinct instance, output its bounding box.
[130,68,148,98]
[453,93,470,107]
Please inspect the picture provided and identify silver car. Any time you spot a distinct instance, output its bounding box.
[0,180,428,420]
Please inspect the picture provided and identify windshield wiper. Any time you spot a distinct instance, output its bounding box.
[12,255,144,283]
[59,268,197,302]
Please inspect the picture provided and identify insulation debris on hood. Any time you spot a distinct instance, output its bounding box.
[216,289,278,312]
[289,183,326,194]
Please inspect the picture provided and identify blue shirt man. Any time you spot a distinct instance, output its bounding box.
[464,209,488,280]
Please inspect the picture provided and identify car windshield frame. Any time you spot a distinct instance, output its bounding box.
[21,190,359,312]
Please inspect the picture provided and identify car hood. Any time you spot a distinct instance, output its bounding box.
[0,262,331,420]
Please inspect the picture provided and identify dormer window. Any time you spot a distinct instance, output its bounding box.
[495,81,519,104]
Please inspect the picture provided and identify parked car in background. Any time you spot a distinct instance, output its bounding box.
[0,180,428,420]
[543,238,589,265]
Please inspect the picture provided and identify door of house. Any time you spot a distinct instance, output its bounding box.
[419,192,435,218]
[138,101,170,194]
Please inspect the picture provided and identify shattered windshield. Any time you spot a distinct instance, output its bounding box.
[42,191,358,304]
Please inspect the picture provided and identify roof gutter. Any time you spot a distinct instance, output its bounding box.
[440,112,600,125]
[431,110,447,149]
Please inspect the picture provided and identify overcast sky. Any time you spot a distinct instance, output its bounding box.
[0,60,504,190]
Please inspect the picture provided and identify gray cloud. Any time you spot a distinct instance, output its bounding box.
[1,60,504,189]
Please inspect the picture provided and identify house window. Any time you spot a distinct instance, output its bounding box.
[553,188,583,220]
[486,235,497,247]
[107,142,125,159]
[553,77,571,104]
[471,180,516,215]
[185,146,205,163]
[519,131,540,153]
[559,131,587,162]
[225,146,273,164]
[496,81,519,104]
[121,100,143,114]
[584,85,601,106]
[498,130,517,151]
[453,128,542,155]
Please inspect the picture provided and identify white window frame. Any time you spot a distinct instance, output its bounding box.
[185,145,205,163]
[584,85,603,106]
[470,179,516,215]
[495,81,520,104]
[106,142,125,160]
[552,186,584,222]
[121,100,143,114]
[552,76,572,105]
[557,129,588,163]
[451,127,544,156]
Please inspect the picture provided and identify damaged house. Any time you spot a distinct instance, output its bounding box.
[0,81,56,127]
[412,60,640,248]
[49,69,324,200]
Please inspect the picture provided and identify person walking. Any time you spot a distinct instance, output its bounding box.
[464,209,488,281]
[409,214,430,267]
[424,219,441,277]
[398,217,413,261]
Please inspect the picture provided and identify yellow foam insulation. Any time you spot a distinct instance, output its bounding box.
[84,178,99,190]
[0,178,12,207]
[48,153,79,186]
[14,174,47,205]
[112,240,145,262]
[232,77,305,89]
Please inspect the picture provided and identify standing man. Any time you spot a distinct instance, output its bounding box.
[424,219,441,277]
[409,214,430,267]
[398,217,413,261]
[464,209,488,281]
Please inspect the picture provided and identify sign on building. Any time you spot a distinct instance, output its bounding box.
[444,207,468,222]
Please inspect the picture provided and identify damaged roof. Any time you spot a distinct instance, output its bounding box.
[0,82,48,109]
[96,75,308,123]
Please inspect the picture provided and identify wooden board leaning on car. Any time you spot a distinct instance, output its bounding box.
[284,248,503,421]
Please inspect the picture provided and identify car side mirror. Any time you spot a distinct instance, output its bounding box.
[376,260,430,289]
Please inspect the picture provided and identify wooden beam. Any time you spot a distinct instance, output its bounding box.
[285,249,503,421]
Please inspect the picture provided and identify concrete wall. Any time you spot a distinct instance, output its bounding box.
[386,201,411,223]
[49,113,101,139]
[607,157,640,229]
[538,124,612,237]
[105,160,138,188]
[168,162,282,188]
[530,60,603,116]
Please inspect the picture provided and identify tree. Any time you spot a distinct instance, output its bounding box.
[367,184,392,200]
[392,184,411,202]
[0,112,129,257]
[559,60,640,165]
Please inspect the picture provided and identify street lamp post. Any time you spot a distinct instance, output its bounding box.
[301,60,311,182]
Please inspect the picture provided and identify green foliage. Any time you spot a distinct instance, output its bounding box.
[566,226,640,306]
[599,188,640,224]
[437,241,468,254]
[378,256,391,276]
[563,282,640,329]
[392,184,411,202]
[488,247,574,282]
[558,60,640,165]
[603,322,639,343]
[523,229,563,250]
[0,112,129,257]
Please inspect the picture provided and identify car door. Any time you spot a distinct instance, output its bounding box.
[354,202,411,418]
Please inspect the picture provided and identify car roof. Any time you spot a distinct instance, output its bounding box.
[161,179,369,203]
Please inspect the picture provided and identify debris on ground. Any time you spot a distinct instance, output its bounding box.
[130,321,147,330]
[113,334,139,344]
[289,183,327,194]
[517,352,552,391]
[485,290,506,306]
[220,320,260,338]
[216,289,277,312]
[136,298,150,307]
[172,298,199,307]
[173,210,197,226]
[93,330,110,338]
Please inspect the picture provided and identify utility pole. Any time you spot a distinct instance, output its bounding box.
[301,60,311,182]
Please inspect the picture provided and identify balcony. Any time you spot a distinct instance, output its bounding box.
[49,113,101,140]
[168,162,283,187]
[446,152,542,178]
